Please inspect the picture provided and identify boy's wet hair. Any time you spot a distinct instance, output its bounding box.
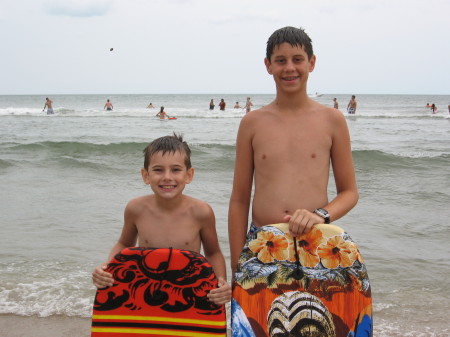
[266,26,314,62]
[143,133,192,170]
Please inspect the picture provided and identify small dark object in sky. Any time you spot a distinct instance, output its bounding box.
[110,48,114,51]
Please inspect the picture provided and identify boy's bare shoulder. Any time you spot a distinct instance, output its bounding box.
[313,101,346,122]
[247,104,274,117]
[184,195,214,220]
[239,104,275,128]
[125,195,153,212]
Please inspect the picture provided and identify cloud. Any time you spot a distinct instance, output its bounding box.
[44,0,112,17]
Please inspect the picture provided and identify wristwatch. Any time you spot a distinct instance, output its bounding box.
[314,208,330,224]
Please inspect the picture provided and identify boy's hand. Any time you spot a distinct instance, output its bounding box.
[92,264,114,289]
[207,277,231,305]
[284,210,324,237]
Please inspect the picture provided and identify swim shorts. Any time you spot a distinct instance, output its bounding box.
[47,108,54,114]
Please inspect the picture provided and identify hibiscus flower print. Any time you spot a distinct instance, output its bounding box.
[288,227,326,268]
[317,236,357,269]
[249,231,289,263]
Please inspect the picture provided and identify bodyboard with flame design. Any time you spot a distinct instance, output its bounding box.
[92,247,226,337]
[231,223,372,337]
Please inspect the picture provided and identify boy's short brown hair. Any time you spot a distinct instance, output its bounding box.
[143,133,192,170]
[266,26,314,62]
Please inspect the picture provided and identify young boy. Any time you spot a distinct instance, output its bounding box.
[228,26,359,273]
[93,134,231,305]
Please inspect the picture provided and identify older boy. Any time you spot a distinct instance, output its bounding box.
[228,26,359,272]
[93,134,231,305]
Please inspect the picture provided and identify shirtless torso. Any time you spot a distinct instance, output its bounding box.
[43,98,54,114]
[347,97,357,114]
[122,194,211,253]
[243,99,351,227]
[229,97,357,269]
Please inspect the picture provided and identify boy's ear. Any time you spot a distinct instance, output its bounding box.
[264,58,272,74]
[141,168,150,184]
[185,167,194,184]
[309,54,316,72]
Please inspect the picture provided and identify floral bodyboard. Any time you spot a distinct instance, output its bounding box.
[231,223,372,337]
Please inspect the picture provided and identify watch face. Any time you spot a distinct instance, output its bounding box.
[315,208,330,223]
[317,208,328,217]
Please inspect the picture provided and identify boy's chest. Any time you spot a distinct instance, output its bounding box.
[135,216,202,250]
[253,121,331,163]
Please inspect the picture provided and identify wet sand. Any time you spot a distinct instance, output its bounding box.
[0,315,91,337]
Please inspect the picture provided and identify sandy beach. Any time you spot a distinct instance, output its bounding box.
[0,315,91,337]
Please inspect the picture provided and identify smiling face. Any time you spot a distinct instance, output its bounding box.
[264,42,316,94]
[141,150,194,200]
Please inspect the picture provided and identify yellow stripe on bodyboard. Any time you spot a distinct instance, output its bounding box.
[92,327,225,336]
[92,314,226,327]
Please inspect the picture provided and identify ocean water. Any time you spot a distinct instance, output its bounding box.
[1,93,449,336]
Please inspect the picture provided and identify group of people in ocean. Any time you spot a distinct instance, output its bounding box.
[426,103,450,114]
[146,97,254,119]
[209,97,253,113]
[42,96,449,119]
[331,95,358,114]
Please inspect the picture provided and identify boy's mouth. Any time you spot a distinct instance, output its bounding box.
[282,76,300,81]
[161,185,176,189]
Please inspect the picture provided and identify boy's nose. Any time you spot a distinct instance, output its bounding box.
[285,60,295,71]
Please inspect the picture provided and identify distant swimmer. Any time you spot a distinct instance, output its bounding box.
[147,103,155,108]
[104,99,113,111]
[209,99,215,110]
[245,97,253,113]
[43,97,54,114]
[156,106,171,120]
[333,97,339,109]
[347,95,357,114]
[234,102,241,109]
[219,99,226,111]
[430,104,437,114]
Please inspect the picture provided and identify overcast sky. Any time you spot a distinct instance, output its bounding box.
[1,0,449,95]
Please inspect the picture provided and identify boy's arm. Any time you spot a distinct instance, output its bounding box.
[92,241,128,288]
[199,203,231,305]
[92,201,139,288]
[228,116,254,273]
[326,111,359,220]
[285,111,358,236]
